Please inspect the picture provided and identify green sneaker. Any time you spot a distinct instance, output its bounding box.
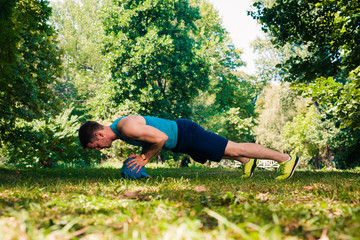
[241,158,259,179]
[275,154,300,180]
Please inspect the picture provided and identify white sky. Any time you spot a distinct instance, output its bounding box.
[209,0,265,74]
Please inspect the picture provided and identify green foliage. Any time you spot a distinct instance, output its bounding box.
[50,0,110,116]
[48,0,255,162]
[254,83,349,168]
[214,108,256,143]
[192,0,244,77]
[282,107,347,168]
[252,37,284,83]
[1,167,360,239]
[103,0,211,119]
[215,76,256,117]
[2,107,101,168]
[295,76,360,168]
[189,0,258,143]
[297,75,360,131]
[254,83,306,152]
[250,0,360,167]
[0,0,62,142]
[252,37,309,84]
[0,0,17,80]
[208,76,259,142]
[335,132,360,169]
[250,0,360,82]
[250,0,360,128]
[191,75,259,143]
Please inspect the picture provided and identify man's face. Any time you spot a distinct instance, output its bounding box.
[87,133,112,151]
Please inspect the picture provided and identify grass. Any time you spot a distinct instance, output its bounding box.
[0,164,360,240]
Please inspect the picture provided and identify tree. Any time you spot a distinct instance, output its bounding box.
[102,0,211,120]
[189,0,257,143]
[251,36,309,84]
[254,83,305,152]
[50,0,110,116]
[250,0,360,130]
[0,0,62,143]
[282,107,347,168]
[250,0,360,167]
[250,0,360,83]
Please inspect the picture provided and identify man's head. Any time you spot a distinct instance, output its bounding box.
[79,121,112,150]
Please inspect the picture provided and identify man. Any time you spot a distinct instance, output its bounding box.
[79,115,299,180]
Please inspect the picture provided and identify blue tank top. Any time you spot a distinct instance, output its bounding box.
[110,116,178,150]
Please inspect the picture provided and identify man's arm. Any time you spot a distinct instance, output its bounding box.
[118,115,168,172]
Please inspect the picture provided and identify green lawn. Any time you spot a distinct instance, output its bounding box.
[1,165,359,239]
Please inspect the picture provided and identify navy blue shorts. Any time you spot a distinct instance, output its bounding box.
[172,119,228,164]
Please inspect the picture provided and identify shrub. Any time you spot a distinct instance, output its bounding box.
[2,107,102,167]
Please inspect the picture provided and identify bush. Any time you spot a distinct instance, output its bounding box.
[2,107,102,167]
[334,132,360,169]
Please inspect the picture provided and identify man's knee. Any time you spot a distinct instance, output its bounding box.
[223,141,244,158]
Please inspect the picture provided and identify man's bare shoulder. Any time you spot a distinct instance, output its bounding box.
[117,115,145,130]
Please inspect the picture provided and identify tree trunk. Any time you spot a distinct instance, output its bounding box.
[312,100,321,114]
[156,154,164,163]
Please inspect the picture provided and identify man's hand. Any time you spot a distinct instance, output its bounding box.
[128,154,138,159]
[126,155,146,174]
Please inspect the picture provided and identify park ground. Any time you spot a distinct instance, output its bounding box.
[0,162,360,240]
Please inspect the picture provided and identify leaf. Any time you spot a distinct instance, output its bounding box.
[124,190,141,198]
[108,190,141,199]
[108,194,124,199]
[256,192,269,202]
[303,186,315,191]
[193,185,207,193]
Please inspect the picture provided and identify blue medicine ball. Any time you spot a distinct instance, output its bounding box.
[121,158,150,180]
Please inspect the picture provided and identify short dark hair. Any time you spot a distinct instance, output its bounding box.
[78,121,104,149]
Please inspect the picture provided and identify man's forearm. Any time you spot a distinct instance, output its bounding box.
[140,139,166,163]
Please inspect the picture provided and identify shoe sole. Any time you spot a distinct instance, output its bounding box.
[286,156,300,179]
[249,159,258,178]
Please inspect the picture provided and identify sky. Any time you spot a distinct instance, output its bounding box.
[209,0,264,74]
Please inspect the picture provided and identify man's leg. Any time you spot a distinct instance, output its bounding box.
[223,141,299,179]
[223,141,289,163]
